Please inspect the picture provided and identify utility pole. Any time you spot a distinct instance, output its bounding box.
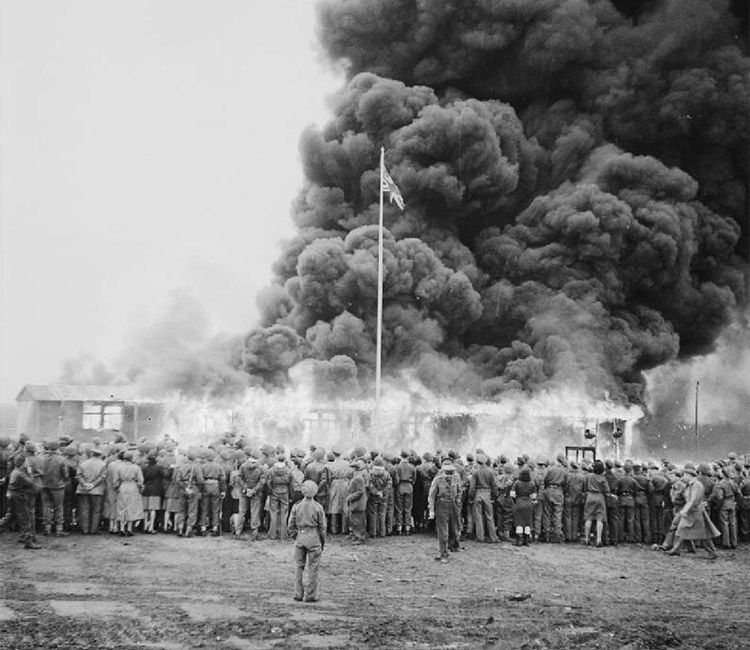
[694,381,700,458]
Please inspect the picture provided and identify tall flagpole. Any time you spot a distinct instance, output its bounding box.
[375,147,385,439]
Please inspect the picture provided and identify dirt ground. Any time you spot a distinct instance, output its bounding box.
[1,531,748,650]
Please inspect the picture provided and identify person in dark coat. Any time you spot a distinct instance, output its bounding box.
[583,460,611,547]
[511,468,537,546]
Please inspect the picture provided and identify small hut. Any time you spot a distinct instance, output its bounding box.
[15,384,164,443]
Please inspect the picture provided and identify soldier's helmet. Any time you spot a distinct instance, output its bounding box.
[0,435,10,448]
[682,462,697,475]
[441,459,455,472]
[301,480,318,498]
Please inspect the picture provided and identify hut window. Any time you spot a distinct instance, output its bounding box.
[82,402,123,430]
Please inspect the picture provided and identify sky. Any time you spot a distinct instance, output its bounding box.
[0,1,343,401]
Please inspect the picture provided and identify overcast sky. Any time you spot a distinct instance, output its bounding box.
[0,1,342,401]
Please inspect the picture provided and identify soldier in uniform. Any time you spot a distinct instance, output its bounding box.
[384,453,398,535]
[531,458,547,541]
[288,480,326,602]
[603,460,621,545]
[237,453,266,539]
[75,445,107,534]
[738,467,750,543]
[711,467,740,549]
[41,441,69,537]
[394,450,417,535]
[175,449,204,537]
[303,448,329,511]
[267,453,294,540]
[565,460,585,542]
[200,452,227,536]
[632,462,651,543]
[468,453,499,543]
[366,456,392,538]
[346,459,367,544]
[428,458,460,562]
[0,436,13,519]
[648,462,669,545]
[0,455,42,548]
[495,464,516,542]
[617,462,638,542]
[325,448,350,535]
[542,455,568,543]
[415,453,437,532]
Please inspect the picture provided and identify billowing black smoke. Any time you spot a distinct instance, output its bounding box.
[242,0,748,406]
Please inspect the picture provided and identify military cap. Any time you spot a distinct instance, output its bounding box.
[275,444,284,454]
[499,454,508,464]
[25,441,37,454]
[614,459,623,468]
[0,435,10,447]
[605,459,614,469]
[326,451,335,461]
[516,456,525,466]
[353,446,366,458]
[647,461,658,470]
[537,456,548,466]
[370,449,379,460]
[476,453,488,464]
[441,459,455,471]
[46,440,60,451]
[312,448,325,461]
[569,460,579,470]
[373,457,385,467]
[448,450,458,459]
[400,449,409,458]
[332,446,342,456]
[423,452,434,463]
[58,435,73,445]
[90,446,103,456]
[63,443,79,456]
[728,452,737,460]
[632,461,642,469]
[557,454,568,466]
[466,453,475,462]
[301,480,318,498]
[682,462,697,475]
[261,443,275,456]
[697,462,712,475]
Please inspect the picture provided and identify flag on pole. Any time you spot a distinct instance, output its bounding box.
[381,161,405,210]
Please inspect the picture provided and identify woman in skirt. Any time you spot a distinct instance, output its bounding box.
[103,446,124,534]
[141,452,163,534]
[583,460,611,547]
[161,453,182,532]
[510,468,537,546]
[115,451,144,536]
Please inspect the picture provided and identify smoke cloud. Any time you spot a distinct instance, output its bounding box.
[240,0,747,415]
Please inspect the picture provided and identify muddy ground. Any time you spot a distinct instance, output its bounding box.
[1,531,748,650]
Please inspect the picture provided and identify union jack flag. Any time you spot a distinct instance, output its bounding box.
[381,163,405,210]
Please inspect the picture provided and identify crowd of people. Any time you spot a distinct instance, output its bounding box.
[0,432,748,565]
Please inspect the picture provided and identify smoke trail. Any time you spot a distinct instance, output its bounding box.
[241,0,747,412]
